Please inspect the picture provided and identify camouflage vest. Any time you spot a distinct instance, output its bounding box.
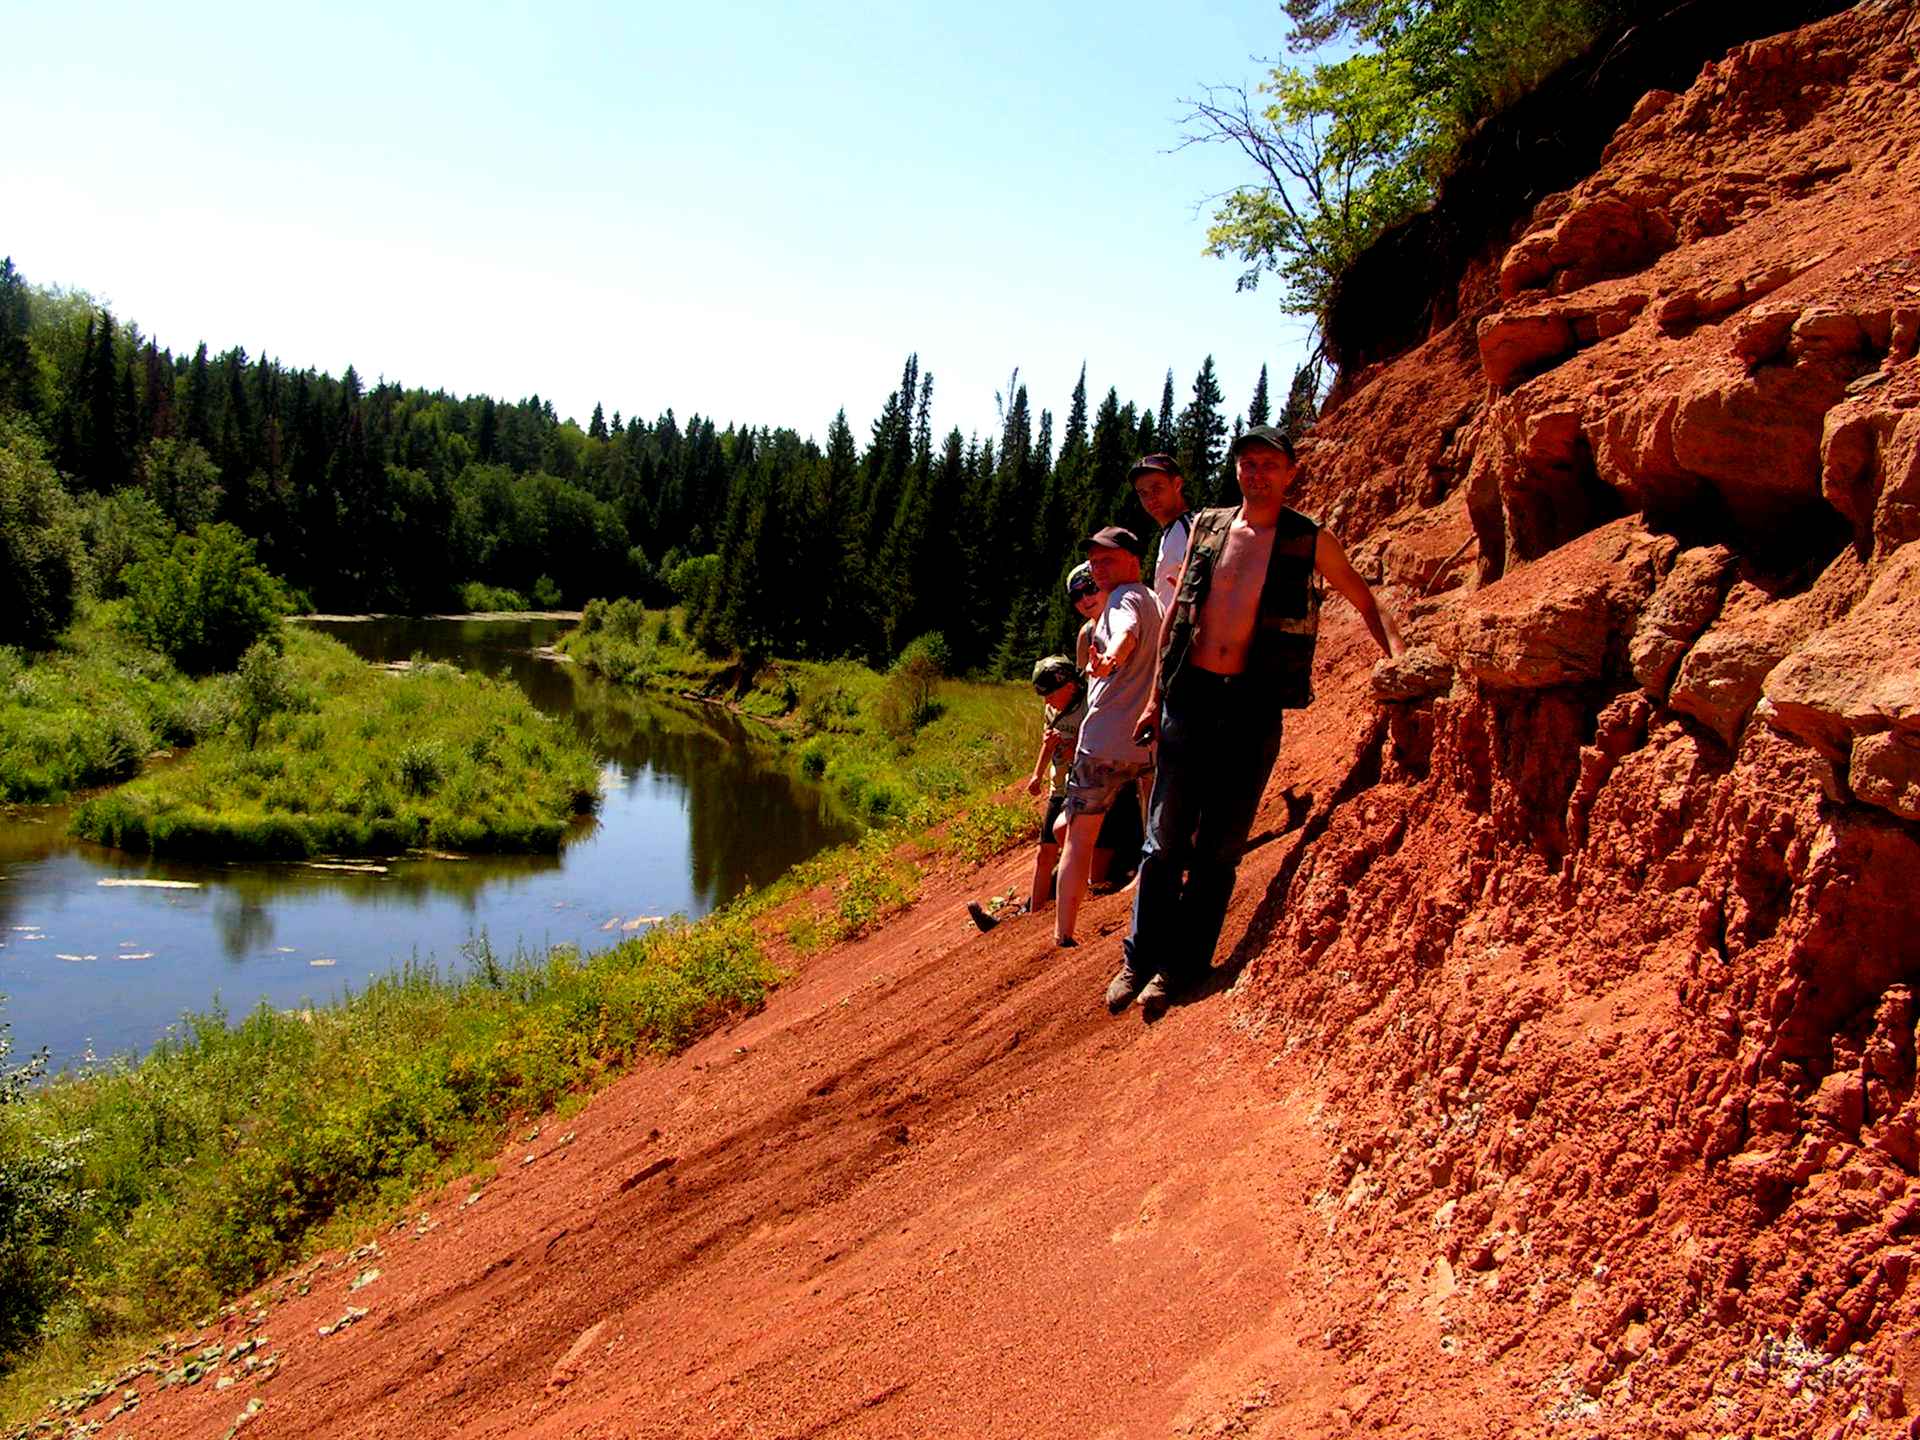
[1157,504,1321,709]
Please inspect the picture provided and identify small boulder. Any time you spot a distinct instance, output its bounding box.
[1763,541,1920,757]
[547,1320,608,1392]
[1453,519,1675,689]
[1850,730,1920,821]
[1673,553,1867,748]
[1372,646,1454,702]
[1478,310,1574,391]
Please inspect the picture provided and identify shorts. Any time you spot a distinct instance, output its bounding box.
[1064,753,1152,818]
[1039,793,1069,843]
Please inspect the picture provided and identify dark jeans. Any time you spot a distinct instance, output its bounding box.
[1124,668,1286,986]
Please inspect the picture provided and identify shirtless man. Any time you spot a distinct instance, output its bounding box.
[1104,425,1401,1018]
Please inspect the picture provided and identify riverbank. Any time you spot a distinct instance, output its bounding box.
[67,629,599,859]
[0,767,1032,1420]
[560,601,1038,824]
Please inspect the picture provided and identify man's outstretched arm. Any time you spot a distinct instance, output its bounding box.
[1316,531,1403,660]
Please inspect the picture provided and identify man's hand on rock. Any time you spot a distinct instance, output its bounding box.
[1024,774,1044,797]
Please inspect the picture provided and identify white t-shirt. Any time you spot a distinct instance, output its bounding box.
[1153,514,1192,614]
[1078,583,1161,765]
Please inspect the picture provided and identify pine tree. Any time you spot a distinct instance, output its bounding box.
[589,403,607,441]
[1247,363,1271,429]
[1156,370,1175,447]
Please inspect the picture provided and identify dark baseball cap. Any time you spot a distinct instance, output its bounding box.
[1128,452,1184,482]
[1081,525,1146,558]
[1064,561,1098,600]
[1031,654,1078,695]
[1230,424,1296,461]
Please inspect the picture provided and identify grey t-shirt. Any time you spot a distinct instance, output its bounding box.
[1077,582,1161,764]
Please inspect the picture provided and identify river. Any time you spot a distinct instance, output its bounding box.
[0,618,857,1073]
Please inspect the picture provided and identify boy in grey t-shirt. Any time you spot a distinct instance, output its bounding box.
[1055,526,1160,948]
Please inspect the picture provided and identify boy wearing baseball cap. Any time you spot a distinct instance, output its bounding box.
[1054,525,1160,949]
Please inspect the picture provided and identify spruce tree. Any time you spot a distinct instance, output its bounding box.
[1175,355,1227,507]
[1278,362,1319,441]
[1247,363,1271,429]
[84,312,131,490]
[589,403,607,441]
[1156,370,1175,447]
[0,258,34,418]
[183,343,212,447]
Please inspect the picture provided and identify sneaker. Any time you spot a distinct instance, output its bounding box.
[1055,935,1078,949]
[966,901,999,933]
[1104,963,1147,1014]
[1138,972,1175,1020]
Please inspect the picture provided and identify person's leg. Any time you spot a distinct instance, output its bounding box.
[1114,697,1209,1008]
[1053,811,1105,945]
[1028,840,1060,910]
[1029,795,1067,910]
[1167,715,1286,988]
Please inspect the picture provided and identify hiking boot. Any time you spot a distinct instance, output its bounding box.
[1137,971,1174,1020]
[966,901,999,933]
[1104,962,1147,1014]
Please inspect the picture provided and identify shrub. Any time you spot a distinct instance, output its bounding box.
[138,437,222,532]
[74,489,172,601]
[893,632,951,676]
[876,651,941,740]
[531,575,563,609]
[457,581,529,613]
[0,1000,89,1358]
[233,638,300,750]
[396,742,445,798]
[0,418,81,651]
[122,524,287,675]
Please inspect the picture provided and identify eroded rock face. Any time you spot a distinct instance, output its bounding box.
[1243,6,1920,1432]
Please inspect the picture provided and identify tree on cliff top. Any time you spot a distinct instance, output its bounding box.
[1186,0,1620,374]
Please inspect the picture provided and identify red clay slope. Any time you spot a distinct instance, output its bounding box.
[56,3,1920,1436]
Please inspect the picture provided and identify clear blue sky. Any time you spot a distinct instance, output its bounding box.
[4,0,1311,445]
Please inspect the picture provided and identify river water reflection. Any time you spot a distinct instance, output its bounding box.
[0,618,856,1071]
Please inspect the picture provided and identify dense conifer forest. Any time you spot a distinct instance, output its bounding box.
[0,256,1307,675]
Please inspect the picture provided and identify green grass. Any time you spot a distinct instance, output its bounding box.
[68,629,600,858]
[0,606,223,805]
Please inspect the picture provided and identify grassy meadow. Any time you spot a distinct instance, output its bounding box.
[0,607,223,806]
[69,627,600,858]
